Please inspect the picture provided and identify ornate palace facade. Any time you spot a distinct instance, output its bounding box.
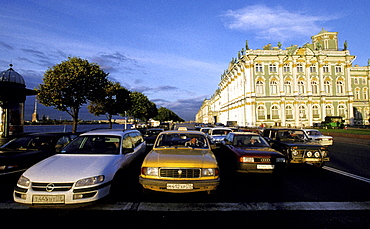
[196,30,370,127]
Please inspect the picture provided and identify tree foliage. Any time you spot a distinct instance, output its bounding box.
[88,81,131,128]
[37,57,109,132]
[127,91,158,122]
[154,107,184,122]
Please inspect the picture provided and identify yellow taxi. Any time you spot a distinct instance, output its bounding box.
[139,127,220,194]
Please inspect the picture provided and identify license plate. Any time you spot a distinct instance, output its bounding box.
[257,164,274,170]
[167,183,193,190]
[305,158,321,162]
[33,195,65,204]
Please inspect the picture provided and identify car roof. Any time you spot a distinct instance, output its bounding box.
[81,129,140,136]
[159,130,206,136]
[229,132,260,136]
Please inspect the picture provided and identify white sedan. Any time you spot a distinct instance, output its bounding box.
[303,129,333,146]
[14,129,146,205]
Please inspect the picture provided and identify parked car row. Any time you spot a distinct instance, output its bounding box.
[1,126,330,205]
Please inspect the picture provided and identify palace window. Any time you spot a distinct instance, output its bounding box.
[283,64,290,73]
[323,65,329,73]
[285,105,293,119]
[297,64,303,73]
[256,80,264,94]
[257,105,266,119]
[336,80,344,94]
[284,81,292,94]
[255,64,263,73]
[270,80,278,95]
[355,88,360,100]
[311,81,318,94]
[325,105,333,116]
[338,105,346,117]
[299,105,306,118]
[335,66,342,73]
[271,105,279,119]
[298,81,305,94]
[364,88,368,100]
[312,105,320,118]
[269,64,277,73]
[324,80,331,94]
[310,66,316,73]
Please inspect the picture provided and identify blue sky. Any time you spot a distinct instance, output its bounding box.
[1,0,369,121]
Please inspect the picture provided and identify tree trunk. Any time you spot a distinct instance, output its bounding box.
[71,107,80,133]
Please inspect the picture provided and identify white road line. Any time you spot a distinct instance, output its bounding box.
[323,166,370,184]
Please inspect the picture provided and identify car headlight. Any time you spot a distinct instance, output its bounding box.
[141,167,159,176]
[75,175,104,187]
[291,150,298,156]
[17,175,30,187]
[202,168,218,176]
[306,151,313,157]
[240,157,254,163]
[314,151,321,158]
[276,158,286,163]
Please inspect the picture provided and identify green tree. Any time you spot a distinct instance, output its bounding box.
[37,57,109,133]
[155,107,184,122]
[127,91,158,123]
[88,81,132,128]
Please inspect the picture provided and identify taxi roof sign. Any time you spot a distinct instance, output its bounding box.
[178,127,188,131]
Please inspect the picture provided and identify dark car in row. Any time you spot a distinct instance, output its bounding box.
[262,128,329,168]
[219,132,286,174]
[0,132,78,176]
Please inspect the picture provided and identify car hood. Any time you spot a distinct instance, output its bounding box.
[143,148,217,168]
[227,146,284,157]
[23,154,120,182]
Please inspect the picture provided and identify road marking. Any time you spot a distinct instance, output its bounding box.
[323,166,370,184]
[2,201,370,211]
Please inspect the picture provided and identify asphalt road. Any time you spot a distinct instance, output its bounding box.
[1,136,370,228]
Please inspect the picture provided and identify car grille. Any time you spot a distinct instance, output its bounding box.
[254,158,271,163]
[160,168,201,178]
[31,182,74,192]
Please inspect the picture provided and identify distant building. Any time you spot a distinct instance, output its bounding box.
[196,30,370,127]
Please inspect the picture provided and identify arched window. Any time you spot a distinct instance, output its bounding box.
[336,80,344,94]
[312,105,320,118]
[271,105,279,119]
[311,81,318,94]
[284,80,292,94]
[363,88,368,100]
[256,80,264,94]
[298,80,305,94]
[285,105,293,119]
[338,105,346,117]
[324,80,331,94]
[325,105,333,116]
[355,88,360,100]
[257,105,266,119]
[270,80,278,95]
[299,105,306,118]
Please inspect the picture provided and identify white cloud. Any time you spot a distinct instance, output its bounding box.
[222,5,338,41]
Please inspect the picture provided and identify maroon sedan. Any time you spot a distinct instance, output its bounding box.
[219,132,287,174]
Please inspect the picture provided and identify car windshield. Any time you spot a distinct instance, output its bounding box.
[144,129,162,137]
[232,135,270,147]
[61,135,121,155]
[276,130,308,142]
[1,135,56,150]
[306,130,321,136]
[211,129,231,136]
[155,133,208,149]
